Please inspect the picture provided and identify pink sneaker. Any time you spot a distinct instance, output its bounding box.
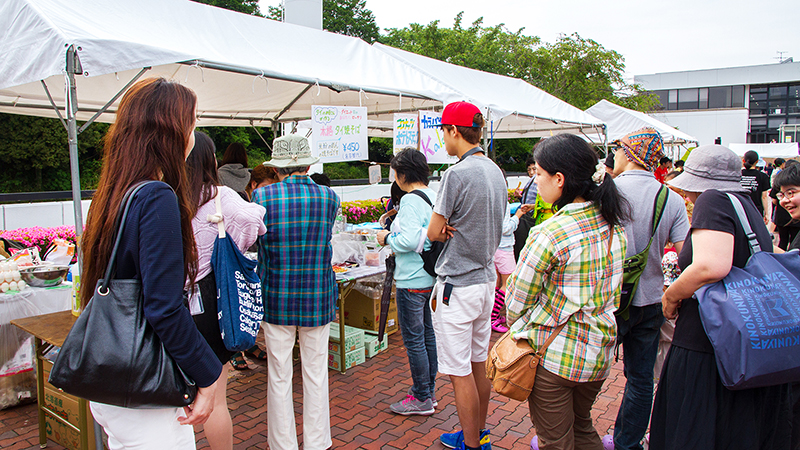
[491,316,508,333]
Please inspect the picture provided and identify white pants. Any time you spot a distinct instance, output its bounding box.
[90,402,195,450]
[264,322,332,450]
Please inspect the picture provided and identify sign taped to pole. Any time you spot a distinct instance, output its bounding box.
[393,113,419,154]
[419,111,456,164]
[312,106,368,163]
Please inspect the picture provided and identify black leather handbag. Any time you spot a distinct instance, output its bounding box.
[48,181,197,408]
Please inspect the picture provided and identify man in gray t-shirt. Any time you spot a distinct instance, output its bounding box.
[610,129,690,450]
[428,102,506,450]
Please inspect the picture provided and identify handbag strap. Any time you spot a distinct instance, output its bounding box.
[100,180,159,292]
[209,188,226,239]
[725,193,762,255]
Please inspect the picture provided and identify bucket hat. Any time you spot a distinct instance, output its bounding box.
[263,134,319,168]
[667,144,743,193]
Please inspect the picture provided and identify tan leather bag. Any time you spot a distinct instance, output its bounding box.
[486,325,567,401]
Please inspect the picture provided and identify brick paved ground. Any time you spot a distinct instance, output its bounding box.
[0,330,625,450]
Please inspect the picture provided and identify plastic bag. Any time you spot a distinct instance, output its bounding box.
[43,239,75,266]
[331,235,367,266]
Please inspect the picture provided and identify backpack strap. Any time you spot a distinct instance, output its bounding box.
[408,189,433,207]
[726,193,762,255]
[639,185,670,256]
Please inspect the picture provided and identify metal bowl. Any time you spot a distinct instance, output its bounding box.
[19,265,69,288]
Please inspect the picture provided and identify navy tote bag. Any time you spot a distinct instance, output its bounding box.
[209,191,264,351]
[696,194,800,390]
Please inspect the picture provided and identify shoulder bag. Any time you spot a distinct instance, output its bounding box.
[209,189,264,351]
[617,185,668,320]
[696,193,800,390]
[49,181,197,408]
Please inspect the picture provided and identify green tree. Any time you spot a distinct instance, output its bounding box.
[266,0,379,43]
[191,0,261,16]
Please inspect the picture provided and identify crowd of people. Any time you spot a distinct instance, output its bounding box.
[76,77,798,450]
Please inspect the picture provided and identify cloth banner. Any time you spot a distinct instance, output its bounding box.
[312,106,368,163]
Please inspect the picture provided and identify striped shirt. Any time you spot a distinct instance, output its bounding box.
[252,175,340,327]
[506,201,627,382]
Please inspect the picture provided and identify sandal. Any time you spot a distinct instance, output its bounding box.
[244,345,267,361]
[230,352,249,370]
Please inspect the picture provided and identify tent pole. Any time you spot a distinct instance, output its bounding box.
[66,46,84,256]
[41,81,68,131]
[77,67,150,134]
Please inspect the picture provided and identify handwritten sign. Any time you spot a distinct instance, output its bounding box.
[311,105,368,163]
[393,114,419,153]
[419,111,457,164]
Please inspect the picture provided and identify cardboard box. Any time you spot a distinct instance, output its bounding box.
[343,286,398,334]
[328,347,365,371]
[41,360,96,450]
[364,334,389,358]
[44,410,83,450]
[328,323,365,353]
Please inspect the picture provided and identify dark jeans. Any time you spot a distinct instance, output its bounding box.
[395,287,438,401]
[614,304,664,450]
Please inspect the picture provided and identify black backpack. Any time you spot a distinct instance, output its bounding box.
[407,190,444,277]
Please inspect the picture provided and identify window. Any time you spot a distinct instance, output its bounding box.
[710,86,732,108]
[699,88,709,109]
[750,117,767,127]
[770,100,787,115]
[731,86,745,107]
[653,90,669,110]
[678,88,699,110]
[750,100,768,116]
[790,85,800,98]
[770,85,788,98]
[789,99,800,115]
[668,90,678,110]
[769,117,787,129]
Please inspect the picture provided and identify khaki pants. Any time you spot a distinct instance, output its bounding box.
[528,367,605,450]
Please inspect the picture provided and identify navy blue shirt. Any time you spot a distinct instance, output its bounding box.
[113,181,221,387]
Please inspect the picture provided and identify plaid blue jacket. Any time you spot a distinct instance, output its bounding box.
[252,175,340,327]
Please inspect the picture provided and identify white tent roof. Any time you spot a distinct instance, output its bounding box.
[1,0,606,139]
[373,43,606,139]
[0,0,450,127]
[728,143,800,159]
[585,100,698,146]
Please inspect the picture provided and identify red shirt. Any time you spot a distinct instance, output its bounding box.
[654,166,669,183]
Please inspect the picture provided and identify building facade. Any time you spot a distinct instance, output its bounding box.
[635,61,800,146]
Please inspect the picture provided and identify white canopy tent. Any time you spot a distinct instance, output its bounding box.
[1,0,610,236]
[373,43,607,140]
[728,143,800,159]
[585,100,698,157]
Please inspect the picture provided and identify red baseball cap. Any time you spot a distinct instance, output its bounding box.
[441,101,482,128]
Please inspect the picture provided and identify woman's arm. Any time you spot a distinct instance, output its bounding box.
[382,199,429,253]
[505,231,556,325]
[221,187,266,251]
[662,228,733,319]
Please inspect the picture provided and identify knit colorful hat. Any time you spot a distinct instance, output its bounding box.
[613,127,664,172]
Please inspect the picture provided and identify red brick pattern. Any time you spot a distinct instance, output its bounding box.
[0,331,625,449]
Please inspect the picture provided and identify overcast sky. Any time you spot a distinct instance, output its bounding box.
[261,0,799,80]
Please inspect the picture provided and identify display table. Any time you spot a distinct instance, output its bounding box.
[11,311,97,450]
[335,265,385,373]
[0,285,71,410]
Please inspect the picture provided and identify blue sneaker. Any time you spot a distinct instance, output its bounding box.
[440,428,491,449]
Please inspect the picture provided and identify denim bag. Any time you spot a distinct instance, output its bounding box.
[209,191,264,351]
[696,194,800,389]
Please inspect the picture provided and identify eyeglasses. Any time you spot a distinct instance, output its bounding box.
[777,189,798,201]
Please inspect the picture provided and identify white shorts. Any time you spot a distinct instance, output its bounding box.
[90,402,195,450]
[431,280,494,377]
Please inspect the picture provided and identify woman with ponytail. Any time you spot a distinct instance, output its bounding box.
[506,134,629,450]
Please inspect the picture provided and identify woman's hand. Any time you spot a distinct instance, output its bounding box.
[515,204,535,218]
[662,289,681,320]
[377,230,390,246]
[178,379,219,426]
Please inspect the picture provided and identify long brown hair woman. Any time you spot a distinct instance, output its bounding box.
[81,78,222,449]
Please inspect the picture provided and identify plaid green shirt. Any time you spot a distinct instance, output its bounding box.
[506,201,627,382]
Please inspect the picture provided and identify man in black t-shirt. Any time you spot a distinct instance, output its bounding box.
[740,150,771,223]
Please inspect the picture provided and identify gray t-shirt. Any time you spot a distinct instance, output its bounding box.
[616,170,690,307]
[433,150,507,286]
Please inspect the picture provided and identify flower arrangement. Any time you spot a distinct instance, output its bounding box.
[508,188,522,204]
[0,226,78,260]
[341,200,384,224]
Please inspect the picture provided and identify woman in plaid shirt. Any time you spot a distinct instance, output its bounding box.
[506,134,629,450]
